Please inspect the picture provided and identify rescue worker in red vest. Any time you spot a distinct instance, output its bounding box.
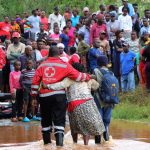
[31,46,91,146]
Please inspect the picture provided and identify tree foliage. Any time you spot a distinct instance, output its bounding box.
[0,0,149,20]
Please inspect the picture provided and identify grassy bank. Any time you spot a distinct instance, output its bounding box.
[112,87,150,122]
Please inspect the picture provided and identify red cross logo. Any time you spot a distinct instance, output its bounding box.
[44,67,55,77]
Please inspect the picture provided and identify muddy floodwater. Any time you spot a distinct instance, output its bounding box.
[0,119,150,150]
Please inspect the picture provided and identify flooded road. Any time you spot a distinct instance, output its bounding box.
[0,119,150,150]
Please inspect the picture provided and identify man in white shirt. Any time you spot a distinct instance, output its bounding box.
[27,10,40,40]
[118,7,132,40]
[48,7,65,32]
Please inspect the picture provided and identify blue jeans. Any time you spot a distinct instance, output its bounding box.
[121,71,135,92]
[100,106,112,129]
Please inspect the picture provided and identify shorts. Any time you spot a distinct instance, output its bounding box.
[23,85,31,102]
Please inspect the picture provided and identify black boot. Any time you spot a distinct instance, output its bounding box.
[95,135,101,144]
[42,131,51,145]
[55,133,64,146]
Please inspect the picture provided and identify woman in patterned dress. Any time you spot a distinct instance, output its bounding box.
[42,63,105,145]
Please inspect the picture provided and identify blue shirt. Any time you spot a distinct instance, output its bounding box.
[78,25,90,45]
[120,51,136,75]
[88,48,103,72]
[59,34,69,51]
[140,26,150,36]
[27,15,40,33]
[71,15,80,27]
[128,3,134,17]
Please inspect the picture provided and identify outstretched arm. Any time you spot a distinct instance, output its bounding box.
[42,78,73,90]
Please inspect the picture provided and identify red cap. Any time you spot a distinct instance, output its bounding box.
[96,13,104,19]
[12,32,20,38]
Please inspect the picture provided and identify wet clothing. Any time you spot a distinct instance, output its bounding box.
[70,100,105,136]
[47,78,105,136]
[40,94,67,134]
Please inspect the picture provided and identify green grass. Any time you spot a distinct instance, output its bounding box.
[112,87,150,122]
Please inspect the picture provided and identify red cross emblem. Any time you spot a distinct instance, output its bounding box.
[44,67,55,77]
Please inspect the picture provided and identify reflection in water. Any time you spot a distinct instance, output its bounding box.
[0,119,150,149]
[110,120,150,143]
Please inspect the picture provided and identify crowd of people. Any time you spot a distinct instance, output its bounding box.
[0,0,150,147]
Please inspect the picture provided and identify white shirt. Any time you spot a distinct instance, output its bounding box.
[48,13,65,31]
[118,14,132,32]
[35,49,43,61]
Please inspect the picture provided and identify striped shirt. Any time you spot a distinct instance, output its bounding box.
[20,69,35,86]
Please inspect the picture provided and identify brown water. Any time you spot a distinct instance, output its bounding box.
[0,119,150,150]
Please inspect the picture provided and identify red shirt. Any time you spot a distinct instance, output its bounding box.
[0,22,11,39]
[0,48,6,70]
[40,49,49,57]
[90,23,108,46]
[69,53,80,65]
[40,17,48,31]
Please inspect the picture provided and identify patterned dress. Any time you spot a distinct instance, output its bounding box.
[47,78,105,136]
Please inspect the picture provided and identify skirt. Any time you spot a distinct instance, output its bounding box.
[69,99,105,136]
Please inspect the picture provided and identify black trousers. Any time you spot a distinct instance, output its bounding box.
[12,89,23,118]
[39,94,67,134]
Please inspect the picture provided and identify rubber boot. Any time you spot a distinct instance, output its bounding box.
[42,131,51,145]
[95,135,101,144]
[55,133,64,146]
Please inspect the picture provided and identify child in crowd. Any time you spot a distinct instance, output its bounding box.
[9,61,23,122]
[78,33,90,69]
[120,42,136,92]
[68,47,80,65]
[20,59,36,122]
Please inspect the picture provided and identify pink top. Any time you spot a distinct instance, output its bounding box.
[9,71,21,94]
[68,27,76,47]
[40,17,48,31]
[50,33,60,41]
[90,23,108,46]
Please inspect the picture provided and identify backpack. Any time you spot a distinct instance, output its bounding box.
[99,69,119,104]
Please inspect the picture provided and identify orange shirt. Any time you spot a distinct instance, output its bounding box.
[11,23,21,33]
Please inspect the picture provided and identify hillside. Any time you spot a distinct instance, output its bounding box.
[0,0,149,19]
